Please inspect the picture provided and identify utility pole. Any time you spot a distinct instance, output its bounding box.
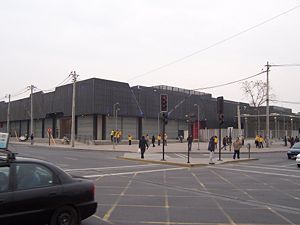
[266,62,270,147]
[194,104,200,150]
[237,103,241,137]
[71,71,78,148]
[6,94,11,134]
[29,85,36,145]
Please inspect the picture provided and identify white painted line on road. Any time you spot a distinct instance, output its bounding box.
[213,167,300,178]
[64,163,158,172]
[64,157,78,161]
[174,153,187,158]
[235,164,300,173]
[279,163,298,167]
[83,167,186,178]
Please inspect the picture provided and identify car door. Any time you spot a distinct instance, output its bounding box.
[11,162,62,224]
[0,164,13,224]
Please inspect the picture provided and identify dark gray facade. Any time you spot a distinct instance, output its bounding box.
[0,77,299,140]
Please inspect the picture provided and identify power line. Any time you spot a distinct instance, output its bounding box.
[271,100,300,105]
[192,70,267,91]
[36,75,73,92]
[127,4,300,82]
[269,64,300,67]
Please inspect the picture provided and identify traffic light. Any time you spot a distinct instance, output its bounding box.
[219,113,224,125]
[160,94,168,112]
[217,96,224,114]
[162,113,168,125]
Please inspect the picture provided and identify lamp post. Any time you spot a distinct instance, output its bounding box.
[113,102,119,149]
[291,118,293,137]
[194,104,200,150]
[274,116,277,140]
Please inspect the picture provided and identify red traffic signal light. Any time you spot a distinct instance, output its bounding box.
[160,94,168,112]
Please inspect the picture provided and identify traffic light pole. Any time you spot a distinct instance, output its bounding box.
[162,115,166,161]
[218,121,222,161]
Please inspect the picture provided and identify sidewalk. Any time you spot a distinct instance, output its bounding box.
[9,139,288,167]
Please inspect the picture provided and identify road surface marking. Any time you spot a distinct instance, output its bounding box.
[64,164,158,172]
[213,167,300,178]
[174,153,187,158]
[234,164,300,173]
[83,167,186,178]
[103,173,136,222]
[64,157,78,161]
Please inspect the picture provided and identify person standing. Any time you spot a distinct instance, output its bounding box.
[214,136,218,149]
[284,136,287,146]
[139,136,149,159]
[233,137,242,159]
[157,134,161,146]
[30,133,34,145]
[110,130,114,142]
[208,136,215,164]
[128,134,132,145]
[187,135,193,151]
[151,135,155,147]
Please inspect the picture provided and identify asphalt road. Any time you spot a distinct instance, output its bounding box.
[10,143,300,225]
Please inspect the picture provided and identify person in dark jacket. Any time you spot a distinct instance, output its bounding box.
[139,136,149,159]
[208,136,215,164]
[151,135,155,147]
[187,135,193,151]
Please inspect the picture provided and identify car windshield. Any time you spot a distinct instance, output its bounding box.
[292,143,300,149]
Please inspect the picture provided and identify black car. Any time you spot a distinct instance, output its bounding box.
[0,150,97,225]
[287,142,300,159]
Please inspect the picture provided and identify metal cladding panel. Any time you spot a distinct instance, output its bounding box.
[76,80,94,115]
[122,117,137,140]
[32,92,44,119]
[0,122,6,133]
[20,121,28,136]
[97,115,102,140]
[10,98,31,121]
[93,79,141,117]
[142,118,158,137]
[165,120,179,139]
[44,119,52,136]
[10,121,20,137]
[0,102,7,121]
[77,115,93,138]
[106,116,116,140]
[43,92,54,115]
[52,84,72,116]
[34,120,43,138]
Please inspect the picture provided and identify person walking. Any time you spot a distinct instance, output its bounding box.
[110,130,114,142]
[187,134,193,151]
[139,136,149,159]
[128,134,132,145]
[151,135,155,147]
[214,136,218,149]
[233,137,242,159]
[222,136,227,150]
[284,136,287,146]
[208,136,215,164]
[157,134,161,146]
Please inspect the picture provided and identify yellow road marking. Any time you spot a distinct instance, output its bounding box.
[103,173,137,221]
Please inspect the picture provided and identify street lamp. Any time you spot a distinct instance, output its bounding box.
[194,104,200,150]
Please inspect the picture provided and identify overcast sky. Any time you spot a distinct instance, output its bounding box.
[1,0,300,113]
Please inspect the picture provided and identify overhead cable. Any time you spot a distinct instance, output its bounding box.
[127,4,300,82]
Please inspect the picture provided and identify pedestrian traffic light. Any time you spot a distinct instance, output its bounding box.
[160,94,168,112]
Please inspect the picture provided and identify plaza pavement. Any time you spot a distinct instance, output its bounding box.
[9,138,289,167]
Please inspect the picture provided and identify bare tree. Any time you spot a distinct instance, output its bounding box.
[242,80,267,135]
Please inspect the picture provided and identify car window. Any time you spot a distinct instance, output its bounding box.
[292,143,300,149]
[0,166,9,192]
[16,163,56,190]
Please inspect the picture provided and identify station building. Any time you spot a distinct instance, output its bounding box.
[0,78,299,141]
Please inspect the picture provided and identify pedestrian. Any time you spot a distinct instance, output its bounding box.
[214,136,218,149]
[284,136,287,146]
[157,134,161,146]
[233,137,242,159]
[208,136,215,164]
[255,135,259,148]
[139,136,149,159]
[30,133,34,145]
[187,134,193,151]
[259,135,264,148]
[110,130,114,142]
[151,135,155,147]
[146,134,150,146]
[128,134,132,145]
[290,136,295,147]
[227,135,232,151]
[295,136,299,143]
[222,136,227,150]
[179,135,183,143]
